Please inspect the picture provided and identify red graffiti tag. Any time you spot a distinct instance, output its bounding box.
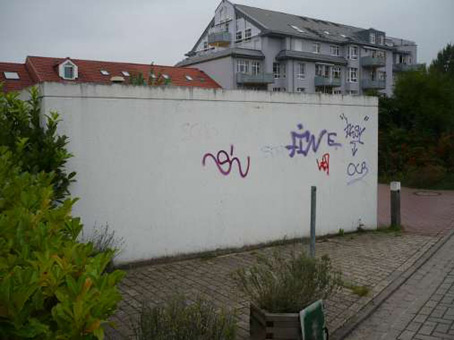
[202,145,250,178]
[316,153,330,175]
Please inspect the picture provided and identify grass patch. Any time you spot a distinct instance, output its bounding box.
[343,282,371,297]
[375,224,403,235]
[338,228,345,237]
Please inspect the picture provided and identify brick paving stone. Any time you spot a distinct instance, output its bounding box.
[346,233,454,340]
[106,232,437,339]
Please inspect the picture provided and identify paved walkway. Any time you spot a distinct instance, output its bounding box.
[108,232,438,339]
[378,184,454,235]
[346,232,454,340]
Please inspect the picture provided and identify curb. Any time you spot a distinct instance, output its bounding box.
[331,230,454,340]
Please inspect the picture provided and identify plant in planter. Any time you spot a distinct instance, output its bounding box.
[234,251,341,340]
[134,295,237,340]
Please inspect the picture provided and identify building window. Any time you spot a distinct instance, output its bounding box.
[379,71,386,81]
[349,46,358,60]
[3,71,20,80]
[203,41,208,50]
[273,62,286,78]
[294,39,303,52]
[122,71,130,77]
[348,67,358,82]
[297,63,305,79]
[296,87,305,93]
[64,65,74,79]
[333,89,342,95]
[224,22,229,32]
[330,45,340,56]
[244,28,252,42]
[332,66,341,79]
[313,42,320,54]
[251,61,261,75]
[235,31,243,42]
[348,90,358,95]
[185,75,193,81]
[378,35,384,45]
[316,64,330,78]
[273,87,282,92]
[100,70,110,76]
[237,60,249,74]
[370,32,376,44]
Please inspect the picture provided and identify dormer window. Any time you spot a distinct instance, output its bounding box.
[58,59,78,80]
[370,32,376,44]
[64,65,74,78]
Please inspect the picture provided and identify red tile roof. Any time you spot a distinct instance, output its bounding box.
[0,56,221,93]
[0,62,35,93]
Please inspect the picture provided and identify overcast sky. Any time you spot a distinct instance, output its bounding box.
[1,0,453,66]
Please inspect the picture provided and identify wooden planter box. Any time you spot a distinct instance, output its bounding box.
[250,304,302,340]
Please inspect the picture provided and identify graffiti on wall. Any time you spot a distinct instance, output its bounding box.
[202,145,250,178]
[285,123,342,158]
[316,153,330,175]
[340,113,370,185]
[340,113,367,157]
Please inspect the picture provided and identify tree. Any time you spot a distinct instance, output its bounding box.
[430,43,454,79]
[0,86,75,202]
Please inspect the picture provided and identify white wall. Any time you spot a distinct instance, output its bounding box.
[37,83,378,264]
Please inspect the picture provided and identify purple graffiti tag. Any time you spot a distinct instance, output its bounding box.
[340,113,366,156]
[347,161,369,185]
[202,145,250,178]
[286,124,342,158]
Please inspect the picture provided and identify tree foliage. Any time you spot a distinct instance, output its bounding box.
[0,149,125,339]
[379,44,454,187]
[0,86,75,202]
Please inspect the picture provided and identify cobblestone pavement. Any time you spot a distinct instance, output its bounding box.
[108,232,438,339]
[346,232,454,340]
[378,184,454,235]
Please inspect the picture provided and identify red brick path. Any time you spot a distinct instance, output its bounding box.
[378,184,454,235]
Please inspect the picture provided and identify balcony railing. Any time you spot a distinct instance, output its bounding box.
[361,56,386,68]
[393,63,424,72]
[208,32,231,47]
[236,73,274,84]
[362,79,386,89]
[314,76,341,87]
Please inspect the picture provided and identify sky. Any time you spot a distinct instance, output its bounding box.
[0,0,453,66]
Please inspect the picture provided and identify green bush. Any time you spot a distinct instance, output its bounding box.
[0,149,125,339]
[233,252,341,313]
[135,295,237,340]
[0,86,75,202]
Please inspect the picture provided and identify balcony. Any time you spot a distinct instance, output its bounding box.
[362,79,386,90]
[314,76,341,87]
[208,32,231,47]
[236,73,274,84]
[393,63,424,72]
[361,56,386,68]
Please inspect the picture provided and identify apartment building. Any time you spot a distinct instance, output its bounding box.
[177,0,422,95]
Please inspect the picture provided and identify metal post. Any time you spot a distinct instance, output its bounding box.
[390,181,401,227]
[310,186,317,258]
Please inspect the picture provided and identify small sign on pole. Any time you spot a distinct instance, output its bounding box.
[300,300,328,340]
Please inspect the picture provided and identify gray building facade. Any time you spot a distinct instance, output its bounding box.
[177,1,422,96]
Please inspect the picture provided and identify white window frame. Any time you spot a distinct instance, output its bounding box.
[348,67,358,83]
[378,35,384,45]
[330,45,340,56]
[235,31,243,42]
[349,46,358,60]
[273,62,285,79]
[297,62,305,79]
[296,87,305,93]
[313,42,321,54]
[370,32,376,44]
[244,28,252,42]
[378,71,386,81]
[237,60,249,74]
[58,60,78,80]
[251,61,261,75]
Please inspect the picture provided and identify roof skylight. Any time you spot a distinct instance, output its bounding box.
[290,24,305,33]
[150,73,157,79]
[3,71,20,80]
[162,74,170,79]
[100,70,109,76]
[324,31,330,35]
[340,34,347,38]
[185,75,193,81]
[122,71,130,77]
